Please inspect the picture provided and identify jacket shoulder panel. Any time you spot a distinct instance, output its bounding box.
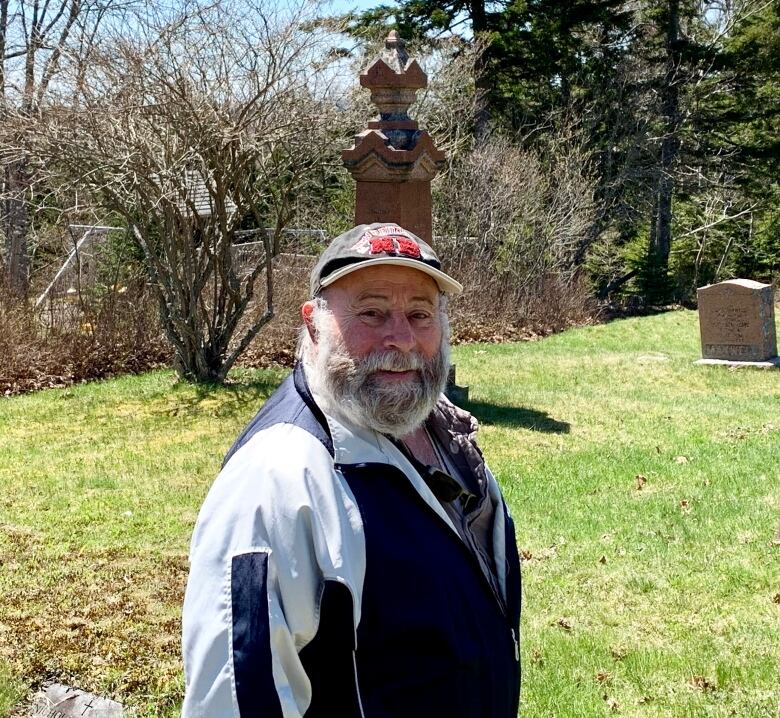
[223,366,333,467]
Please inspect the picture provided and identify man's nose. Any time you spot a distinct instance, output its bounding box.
[383,312,415,353]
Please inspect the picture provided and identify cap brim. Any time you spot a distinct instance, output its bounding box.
[320,257,463,294]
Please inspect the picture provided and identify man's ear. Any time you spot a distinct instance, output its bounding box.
[301,301,317,343]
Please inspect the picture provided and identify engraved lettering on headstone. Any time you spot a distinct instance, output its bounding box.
[697,279,777,362]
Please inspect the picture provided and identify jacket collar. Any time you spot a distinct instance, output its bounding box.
[427,397,488,497]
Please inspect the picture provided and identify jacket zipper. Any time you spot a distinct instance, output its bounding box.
[387,463,511,619]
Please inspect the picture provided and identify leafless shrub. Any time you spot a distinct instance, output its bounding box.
[412,38,486,166]
[0,280,168,396]
[17,0,344,384]
[237,253,316,369]
[434,130,598,293]
[447,261,599,344]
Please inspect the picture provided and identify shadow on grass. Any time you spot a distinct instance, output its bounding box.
[464,399,570,433]
[159,371,571,434]
[162,370,288,421]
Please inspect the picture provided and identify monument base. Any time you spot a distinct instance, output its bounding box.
[445,363,469,405]
[694,357,780,369]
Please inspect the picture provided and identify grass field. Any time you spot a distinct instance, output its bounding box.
[1,309,779,717]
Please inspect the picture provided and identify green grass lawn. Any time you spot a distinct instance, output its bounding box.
[1,309,779,717]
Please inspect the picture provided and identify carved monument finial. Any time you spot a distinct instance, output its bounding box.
[342,33,445,242]
[382,30,409,73]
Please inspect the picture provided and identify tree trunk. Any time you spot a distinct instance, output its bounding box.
[470,0,491,138]
[647,0,682,301]
[3,161,30,295]
[0,0,8,100]
[1,0,83,295]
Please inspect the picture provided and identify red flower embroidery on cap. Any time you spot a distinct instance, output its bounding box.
[396,237,421,258]
[369,237,396,254]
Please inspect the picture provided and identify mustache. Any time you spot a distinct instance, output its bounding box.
[359,350,425,374]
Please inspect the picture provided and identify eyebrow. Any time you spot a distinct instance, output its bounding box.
[355,292,436,307]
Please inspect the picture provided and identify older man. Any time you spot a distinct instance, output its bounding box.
[182,223,521,718]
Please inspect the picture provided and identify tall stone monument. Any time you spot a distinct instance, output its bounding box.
[342,31,445,242]
[343,32,468,401]
[696,279,779,367]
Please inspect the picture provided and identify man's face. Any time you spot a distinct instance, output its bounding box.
[302,265,449,437]
[317,264,442,369]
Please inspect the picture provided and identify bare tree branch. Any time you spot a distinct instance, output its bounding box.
[24,0,343,382]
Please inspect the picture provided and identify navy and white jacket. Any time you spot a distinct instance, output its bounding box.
[182,364,521,717]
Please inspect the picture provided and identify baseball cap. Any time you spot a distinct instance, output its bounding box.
[310,223,463,296]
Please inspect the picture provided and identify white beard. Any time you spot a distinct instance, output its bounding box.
[301,302,450,439]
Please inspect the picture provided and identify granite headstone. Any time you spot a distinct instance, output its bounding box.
[697,279,777,362]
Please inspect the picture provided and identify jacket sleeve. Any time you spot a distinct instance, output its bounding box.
[181,423,365,718]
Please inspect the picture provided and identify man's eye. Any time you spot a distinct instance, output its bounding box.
[410,312,432,322]
[359,309,384,321]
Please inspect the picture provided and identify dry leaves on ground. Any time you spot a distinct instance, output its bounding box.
[603,694,620,712]
[689,675,717,693]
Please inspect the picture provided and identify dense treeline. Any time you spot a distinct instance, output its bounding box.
[341,0,780,303]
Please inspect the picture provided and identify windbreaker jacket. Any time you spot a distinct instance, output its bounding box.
[182,364,521,718]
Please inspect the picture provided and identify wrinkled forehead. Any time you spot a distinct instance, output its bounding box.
[321,264,441,304]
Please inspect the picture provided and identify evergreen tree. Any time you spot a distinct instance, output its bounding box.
[339,0,634,131]
[713,1,780,277]
[338,0,779,301]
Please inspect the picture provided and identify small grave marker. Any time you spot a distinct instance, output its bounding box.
[696,279,779,367]
[32,684,124,718]
[445,363,469,404]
